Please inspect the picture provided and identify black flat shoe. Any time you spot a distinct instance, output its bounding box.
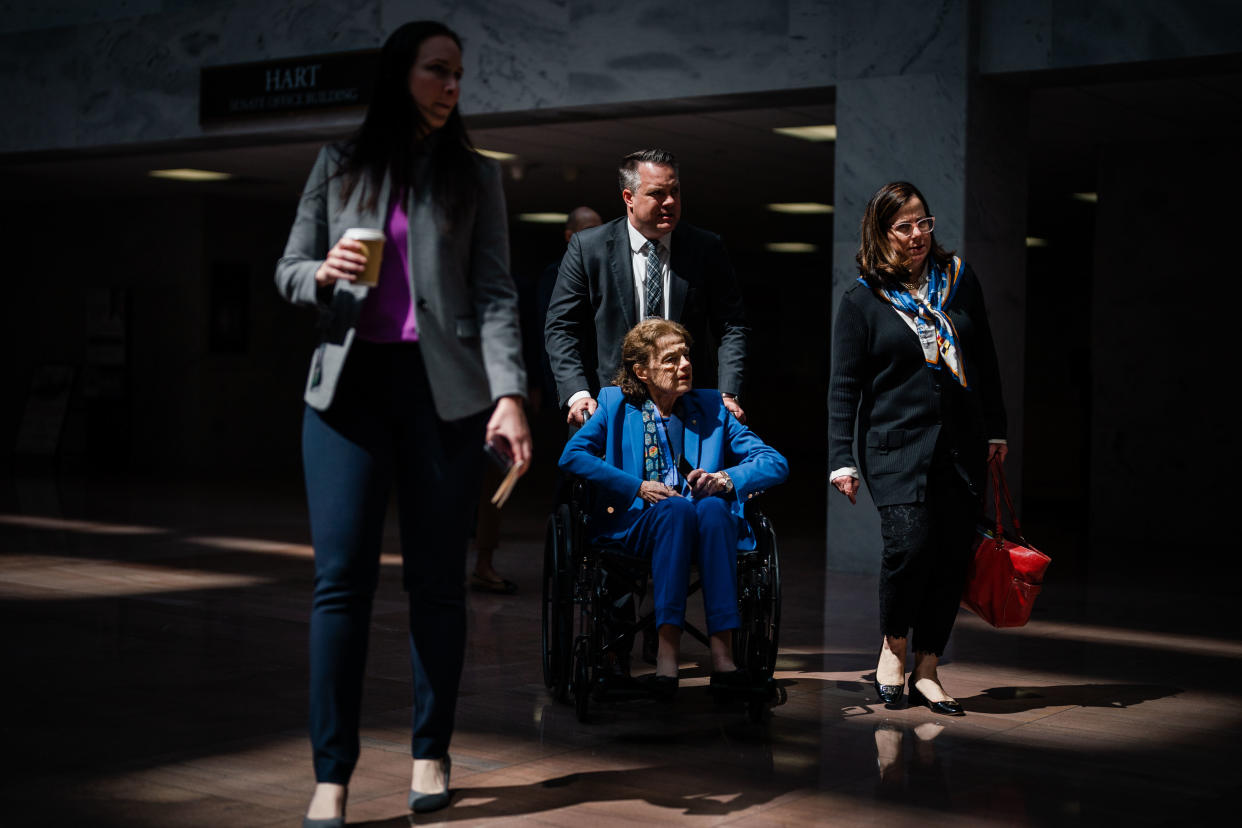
[873,678,904,706]
[709,668,761,701]
[908,682,964,716]
[709,668,752,690]
[643,674,678,700]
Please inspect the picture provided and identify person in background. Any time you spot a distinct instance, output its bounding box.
[275,21,530,825]
[828,181,1007,717]
[468,206,603,595]
[532,206,604,411]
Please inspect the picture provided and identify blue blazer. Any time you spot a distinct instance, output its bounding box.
[558,387,789,548]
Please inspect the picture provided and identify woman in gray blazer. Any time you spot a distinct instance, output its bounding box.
[275,21,530,826]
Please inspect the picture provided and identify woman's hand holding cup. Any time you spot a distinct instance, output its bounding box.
[315,229,385,287]
[315,237,367,286]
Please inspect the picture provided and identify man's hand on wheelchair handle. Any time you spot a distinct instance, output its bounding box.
[638,480,680,504]
[567,396,597,425]
[721,393,745,423]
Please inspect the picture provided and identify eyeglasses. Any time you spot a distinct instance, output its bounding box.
[890,217,935,237]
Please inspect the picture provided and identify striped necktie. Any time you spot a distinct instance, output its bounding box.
[642,239,663,318]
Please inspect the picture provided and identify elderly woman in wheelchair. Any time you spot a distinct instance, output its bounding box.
[558,318,789,699]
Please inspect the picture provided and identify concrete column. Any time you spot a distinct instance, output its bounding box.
[827,0,1028,573]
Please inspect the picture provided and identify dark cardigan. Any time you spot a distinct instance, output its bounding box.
[828,261,1006,507]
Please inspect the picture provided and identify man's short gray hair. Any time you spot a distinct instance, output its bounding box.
[618,149,679,193]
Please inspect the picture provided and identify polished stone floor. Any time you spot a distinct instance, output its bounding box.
[2,466,1239,827]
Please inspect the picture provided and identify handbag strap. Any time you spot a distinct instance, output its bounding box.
[988,456,1027,544]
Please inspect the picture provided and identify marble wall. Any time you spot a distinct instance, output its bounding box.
[0,0,844,155]
[827,1,973,574]
[979,0,1242,74]
[4,1,1238,155]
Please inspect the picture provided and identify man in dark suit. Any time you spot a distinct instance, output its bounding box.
[544,149,750,426]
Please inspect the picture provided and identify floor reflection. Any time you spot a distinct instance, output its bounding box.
[2,472,1241,826]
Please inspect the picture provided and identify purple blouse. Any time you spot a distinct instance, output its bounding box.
[355,191,419,343]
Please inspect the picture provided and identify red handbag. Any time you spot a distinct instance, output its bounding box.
[961,456,1050,628]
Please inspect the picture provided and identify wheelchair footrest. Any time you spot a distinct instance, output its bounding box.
[707,673,781,702]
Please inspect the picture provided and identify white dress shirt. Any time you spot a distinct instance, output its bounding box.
[627,219,671,321]
[566,221,673,409]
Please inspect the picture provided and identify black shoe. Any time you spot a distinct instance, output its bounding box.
[908,682,964,716]
[873,678,905,706]
[643,674,678,700]
[597,657,644,697]
[709,668,753,692]
[709,668,761,702]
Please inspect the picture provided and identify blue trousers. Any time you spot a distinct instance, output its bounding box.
[302,342,486,784]
[620,496,741,634]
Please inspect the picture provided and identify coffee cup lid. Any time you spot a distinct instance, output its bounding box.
[344,227,385,241]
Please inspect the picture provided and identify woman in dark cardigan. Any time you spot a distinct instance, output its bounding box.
[829,181,1007,716]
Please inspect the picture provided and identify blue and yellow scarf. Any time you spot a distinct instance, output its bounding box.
[861,255,969,388]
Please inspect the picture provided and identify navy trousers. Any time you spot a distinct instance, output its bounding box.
[619,496,741,634]
[302,341,486,784]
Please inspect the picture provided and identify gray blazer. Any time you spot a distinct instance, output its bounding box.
[275,144,526,420]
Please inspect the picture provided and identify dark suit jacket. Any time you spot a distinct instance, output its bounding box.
[828,260,1006,507]
[559,387,788,548]
[543,217,749,407]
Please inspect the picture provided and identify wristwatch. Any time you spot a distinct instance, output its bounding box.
[718,471,735,494]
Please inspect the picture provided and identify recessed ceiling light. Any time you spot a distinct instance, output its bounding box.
[148,168,233,182]
[517,212,568,224]
[765,242,819,253]
[766,202,834,214]
[477,148,518,161]
[772,124,837,142]
[1025,237,1049,248]
[1071,192,1098,203]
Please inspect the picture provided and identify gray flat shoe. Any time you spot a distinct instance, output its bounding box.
[303,789,346,827]
[408,755,452,813]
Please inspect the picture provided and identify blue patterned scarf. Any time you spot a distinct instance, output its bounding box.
[641,399,681,489]
[861,255,969,387]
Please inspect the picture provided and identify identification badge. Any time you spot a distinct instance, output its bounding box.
[916,321,937,359]
[310,345,324,388]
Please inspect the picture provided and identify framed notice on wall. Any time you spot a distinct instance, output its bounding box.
[200,49,378,122]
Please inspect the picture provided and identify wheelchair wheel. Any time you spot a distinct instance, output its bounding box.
[734,522,782,679]
[573,635,591,722]
[542,505,575,702]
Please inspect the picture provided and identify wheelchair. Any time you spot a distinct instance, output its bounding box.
[542,477,784,723]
